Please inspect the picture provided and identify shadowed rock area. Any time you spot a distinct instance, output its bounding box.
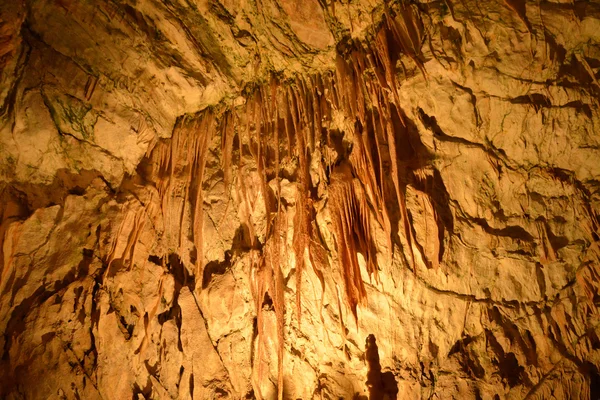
[1,0,600,399]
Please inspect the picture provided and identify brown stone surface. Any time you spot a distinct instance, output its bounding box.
[2,1,600,399]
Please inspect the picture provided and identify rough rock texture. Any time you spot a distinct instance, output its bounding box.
[2,0,600,399]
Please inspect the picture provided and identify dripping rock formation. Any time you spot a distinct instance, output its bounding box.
[2,0,600,399]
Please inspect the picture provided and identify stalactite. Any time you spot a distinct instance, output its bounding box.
[383,3,427,80]
[240,14,432,389]
[271,78,281,218]
[138,10,439,396]
[145,110,219,287]
[371,28,419,273]
[329,163,379,320]
[251,216,285,400]
[237,100,259,248]
[191,113,216,281]
[288,81,311,327]
[221,111,235,191]
[253,88,274,236]
[172,122,190,249]
[366,86,394,260]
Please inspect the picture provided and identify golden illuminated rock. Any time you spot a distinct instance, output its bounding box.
[1,0,600,399]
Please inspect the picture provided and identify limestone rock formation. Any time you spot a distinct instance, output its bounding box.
[2,0,600,399]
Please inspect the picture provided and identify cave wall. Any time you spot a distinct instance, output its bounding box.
[2,0,600,399]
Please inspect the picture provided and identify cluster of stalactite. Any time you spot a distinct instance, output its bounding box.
[136,4,442,398]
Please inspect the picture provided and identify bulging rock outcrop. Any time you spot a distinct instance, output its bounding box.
[1,0,600,399]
